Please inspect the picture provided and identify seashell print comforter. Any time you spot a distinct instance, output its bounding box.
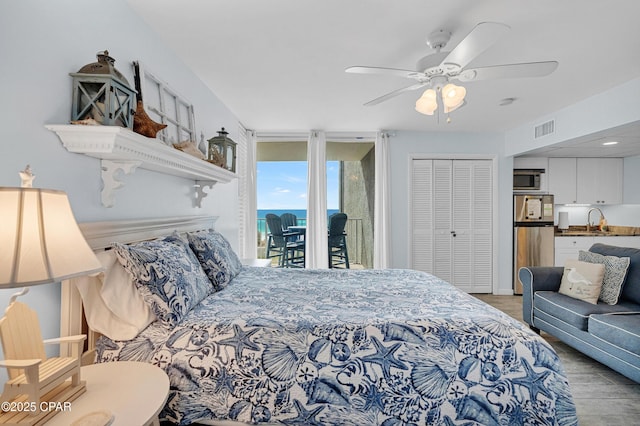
[96,267,577,425]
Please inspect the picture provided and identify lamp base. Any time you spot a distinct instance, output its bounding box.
[0,380,85,425]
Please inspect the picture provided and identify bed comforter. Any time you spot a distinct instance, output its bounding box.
[96,267,577,425]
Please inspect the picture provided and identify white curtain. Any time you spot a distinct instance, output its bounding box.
[373,131,391,268]
[239,128,257,258]
[306,130,328,268]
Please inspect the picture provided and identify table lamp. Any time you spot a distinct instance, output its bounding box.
[0,166,103,424]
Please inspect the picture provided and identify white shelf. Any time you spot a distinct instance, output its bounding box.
[46,124,236,207]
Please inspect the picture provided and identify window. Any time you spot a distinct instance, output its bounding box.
[134,62,196,145]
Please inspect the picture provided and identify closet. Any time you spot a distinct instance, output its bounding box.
[410,159,493,293]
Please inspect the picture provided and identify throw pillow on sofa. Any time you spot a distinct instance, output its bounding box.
[559,259,605,304]
[579,250,630,304]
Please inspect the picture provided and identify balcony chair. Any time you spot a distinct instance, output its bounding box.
[328,212,350,269]
[265,214,305,267]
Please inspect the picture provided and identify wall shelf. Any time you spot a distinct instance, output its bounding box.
[46,124,236,207]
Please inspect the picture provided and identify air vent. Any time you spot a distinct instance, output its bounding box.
[534,120,555,138]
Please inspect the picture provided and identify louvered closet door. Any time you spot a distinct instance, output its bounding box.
[410,158,493,293]
[410,160,433,272]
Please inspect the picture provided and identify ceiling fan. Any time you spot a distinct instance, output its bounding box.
[346,22,558,117]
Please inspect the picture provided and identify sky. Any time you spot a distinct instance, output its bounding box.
[257,161,339,210]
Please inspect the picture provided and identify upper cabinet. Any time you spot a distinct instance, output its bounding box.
[548,157,623,204]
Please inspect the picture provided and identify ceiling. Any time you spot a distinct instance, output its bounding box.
[126,0,640,156]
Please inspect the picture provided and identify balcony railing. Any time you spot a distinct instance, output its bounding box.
[257,217,363,265]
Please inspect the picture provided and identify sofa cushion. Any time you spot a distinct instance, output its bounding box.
[559,259,605,304]
[579,250,630,305]
[590,244,640,305]
[534,291,636,331]
[589,313,640,355]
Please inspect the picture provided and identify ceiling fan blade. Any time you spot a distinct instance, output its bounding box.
[363,82,428,106]
[441,22,510,70]
[457,61,559,82]
[346,66,426,80]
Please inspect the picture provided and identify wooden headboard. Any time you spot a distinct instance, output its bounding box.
[60,215,217,364]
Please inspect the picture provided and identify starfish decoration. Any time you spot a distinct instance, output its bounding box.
[218,324,260,359]
[281,399,324,426]
[363,383,386,412]
[213,366,234,393]
[361,337,407,380]
[511,358,553,401]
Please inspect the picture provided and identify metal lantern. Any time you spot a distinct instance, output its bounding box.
[70,50,136,128]
[207,128,237,172]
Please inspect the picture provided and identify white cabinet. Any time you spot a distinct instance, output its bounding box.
[555,236,640,266]
[576,158,623,205]
[548,158,577,204]
[555,236,593,266]
[411,159,493,293]
[548,157,623,205]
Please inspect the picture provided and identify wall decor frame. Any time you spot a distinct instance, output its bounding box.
[133,61,197,145]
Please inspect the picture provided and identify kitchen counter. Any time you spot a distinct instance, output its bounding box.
[555,225,640,237]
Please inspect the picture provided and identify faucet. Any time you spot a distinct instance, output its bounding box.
[587,208,605,232]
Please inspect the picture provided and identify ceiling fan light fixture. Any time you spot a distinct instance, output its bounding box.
[442,83,466,109]
[415,89,438,115]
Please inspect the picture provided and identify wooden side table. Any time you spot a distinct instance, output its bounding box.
[45,361,169,426]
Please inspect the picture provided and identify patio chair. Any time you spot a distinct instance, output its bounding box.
[328,212,349,268]
[265,214,305,267]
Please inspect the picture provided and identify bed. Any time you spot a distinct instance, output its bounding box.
[62,216,577,426]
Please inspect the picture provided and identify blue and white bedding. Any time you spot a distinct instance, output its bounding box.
[96,267,577,425]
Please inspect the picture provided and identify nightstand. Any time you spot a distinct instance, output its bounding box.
[45,361,169,426]
[241,258,273,267]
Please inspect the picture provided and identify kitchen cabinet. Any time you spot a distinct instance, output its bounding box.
[548,158,577,204]
[548,158,623,205]
[576,158,623,204]
[410,159,493,293]
[555,235,640,266]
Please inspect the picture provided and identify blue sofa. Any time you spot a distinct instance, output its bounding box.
[519,243,640,383]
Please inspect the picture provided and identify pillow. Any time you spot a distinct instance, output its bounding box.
[559,259,605,304]
[73,250,155,341]
[579,250,631,304]
[186,229,243,291]
[113,237,212,327]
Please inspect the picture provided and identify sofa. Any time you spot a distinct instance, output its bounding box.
[519,243,640,383]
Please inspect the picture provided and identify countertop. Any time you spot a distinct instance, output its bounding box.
[555,225,640,237]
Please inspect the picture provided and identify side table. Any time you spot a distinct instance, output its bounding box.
[45,361,169,426]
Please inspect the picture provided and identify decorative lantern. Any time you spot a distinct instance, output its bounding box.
[207,128,237,172]
[70,50,136,128]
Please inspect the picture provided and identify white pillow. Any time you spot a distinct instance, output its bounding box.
[73,250,155,340]
[559,259,605,304]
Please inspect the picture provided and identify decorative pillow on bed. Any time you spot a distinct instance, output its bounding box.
[579,250,630,304]
[113,236,212,327]
[186,229,243,291]
[559,259,605,304]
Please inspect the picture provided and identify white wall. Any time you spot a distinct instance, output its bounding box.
[388,130,514,295]
[0,0,240,364]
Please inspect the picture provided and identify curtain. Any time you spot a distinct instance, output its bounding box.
[373,131,391,268]
[306,130,328,268]
[239,127,257,258]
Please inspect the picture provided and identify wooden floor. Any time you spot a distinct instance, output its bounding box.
[474,294,640,426]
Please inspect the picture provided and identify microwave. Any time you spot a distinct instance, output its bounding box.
[513,169,544,191]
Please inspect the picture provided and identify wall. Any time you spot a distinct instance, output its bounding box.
[0,0,240,367]
[505,77,640,157]
[387,130,514,295]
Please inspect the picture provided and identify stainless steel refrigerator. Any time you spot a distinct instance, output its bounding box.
[513,194,555,294]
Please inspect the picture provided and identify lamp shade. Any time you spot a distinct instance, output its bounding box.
[442,83,466,113]
[0,188,103,288]
[415,89,438,115]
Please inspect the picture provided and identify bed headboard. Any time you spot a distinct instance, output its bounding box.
[60,215,217,364]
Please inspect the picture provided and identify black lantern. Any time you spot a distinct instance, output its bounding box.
[70,50,136,128]
[207,128,237,172]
